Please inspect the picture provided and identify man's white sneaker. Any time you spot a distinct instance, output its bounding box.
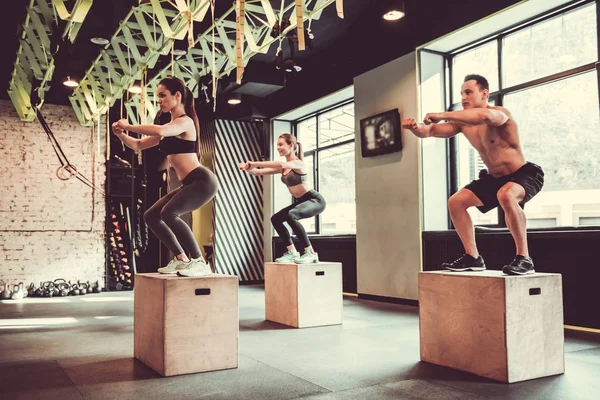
[177,259,213,277]
[158,258,189,274]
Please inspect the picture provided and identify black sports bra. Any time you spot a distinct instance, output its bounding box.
[157,115,196,155]
[158,136,196,155]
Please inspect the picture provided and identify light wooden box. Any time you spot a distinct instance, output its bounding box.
[419,270,564,383]
[265,262,343,328]
[134,273,239,376]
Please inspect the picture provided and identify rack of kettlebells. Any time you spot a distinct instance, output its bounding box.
[0,279,103,300]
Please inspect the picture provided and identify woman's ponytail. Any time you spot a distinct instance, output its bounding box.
[296,141,303,160]
[183,87,200,157]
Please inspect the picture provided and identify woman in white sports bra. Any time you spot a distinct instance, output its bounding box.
[239,134,326,264]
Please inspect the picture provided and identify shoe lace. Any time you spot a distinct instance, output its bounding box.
[452,254,469,266]
[510,257,530,267]
[166,258,178,268]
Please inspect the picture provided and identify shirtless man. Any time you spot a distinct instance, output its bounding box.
[402,74,544,275]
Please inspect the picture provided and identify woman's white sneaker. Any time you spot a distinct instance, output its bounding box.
[158,258,189,274]
[177,259,213,277]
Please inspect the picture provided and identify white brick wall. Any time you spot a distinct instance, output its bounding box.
[0,100,106,286]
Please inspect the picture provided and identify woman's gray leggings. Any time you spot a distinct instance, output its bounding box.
[271,190,326,250]
[144,166,218,259]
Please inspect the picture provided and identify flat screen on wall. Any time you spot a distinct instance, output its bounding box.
[359,109,402,157]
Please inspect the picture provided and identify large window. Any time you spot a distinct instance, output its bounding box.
[452,40,499,93]
[448,1,599,228]
[295,101,356,235]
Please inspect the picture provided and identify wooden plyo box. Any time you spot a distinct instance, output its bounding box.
[134,273,239,376]
[265,262,343,328]
[419,270,564,383]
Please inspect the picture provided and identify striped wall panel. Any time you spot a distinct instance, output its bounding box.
[200,119,265,281]
[199,120,217,161]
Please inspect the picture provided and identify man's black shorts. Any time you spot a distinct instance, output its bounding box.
[464,162,544,214]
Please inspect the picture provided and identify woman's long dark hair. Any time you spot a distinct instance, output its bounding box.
[158,76,200,156]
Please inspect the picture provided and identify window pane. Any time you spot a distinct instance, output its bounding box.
[297,116,317,152]
[452,41,499,97]
[318,143,356,234]
[503,72,600,227]
[503,3,597,88]
[455,101,498,225]
[299,154,316,234]
[318,103,355,147]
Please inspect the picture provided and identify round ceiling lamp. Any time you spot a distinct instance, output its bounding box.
[227,93,242,105]
[63,76,79,88]
[90,37,110,45]
[383,2,406,21]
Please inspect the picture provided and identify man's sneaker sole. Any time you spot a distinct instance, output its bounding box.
[503,268,535,276]
[444,265,486,272]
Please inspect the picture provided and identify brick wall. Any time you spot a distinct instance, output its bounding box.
[0,100,106,287]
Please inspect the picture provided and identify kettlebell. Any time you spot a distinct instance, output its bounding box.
[34,281,43,297]
[11,284,24,300]
[46,282,55,298]
[1,283,12,300]
[27,283,36,297]
[92,280,102,294]
[59,282,69,297]
[42,282,54,297]
[20,282,27,298]
[70,281,80,296]
[53,279,69,297]
[77,281,87,295]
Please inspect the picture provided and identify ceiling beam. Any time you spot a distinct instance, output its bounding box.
[121,0,336,126]
[69,0,211,125]
[7,0,93,121]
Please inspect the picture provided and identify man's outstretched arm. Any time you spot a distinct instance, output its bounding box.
[425,108,509,127]
[402,118,461,138]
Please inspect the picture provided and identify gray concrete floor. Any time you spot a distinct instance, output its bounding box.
[1,284,599,399]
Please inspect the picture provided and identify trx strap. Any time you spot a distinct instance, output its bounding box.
[35,107,105,196]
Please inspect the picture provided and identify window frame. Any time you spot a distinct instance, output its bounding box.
[292,98,355,235]
[444,0,599,229]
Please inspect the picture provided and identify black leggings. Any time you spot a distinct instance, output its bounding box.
[271,190,326,250]
[144,166,218,259]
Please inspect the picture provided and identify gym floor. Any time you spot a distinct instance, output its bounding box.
[1,285,599,400]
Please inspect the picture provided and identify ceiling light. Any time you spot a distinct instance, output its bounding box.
[63,76,79,88]
[90,37,110,45]
[277,59,302,73]
[383,2,406,21]
[172,39,188,57]
[227,93,242,105]
[383,10,405,20]
[128,84,142,94]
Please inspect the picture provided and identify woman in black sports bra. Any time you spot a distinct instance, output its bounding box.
[239,133,326,264]
[112,76,217,277]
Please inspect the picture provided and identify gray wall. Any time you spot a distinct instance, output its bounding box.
[354,52,421,300]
